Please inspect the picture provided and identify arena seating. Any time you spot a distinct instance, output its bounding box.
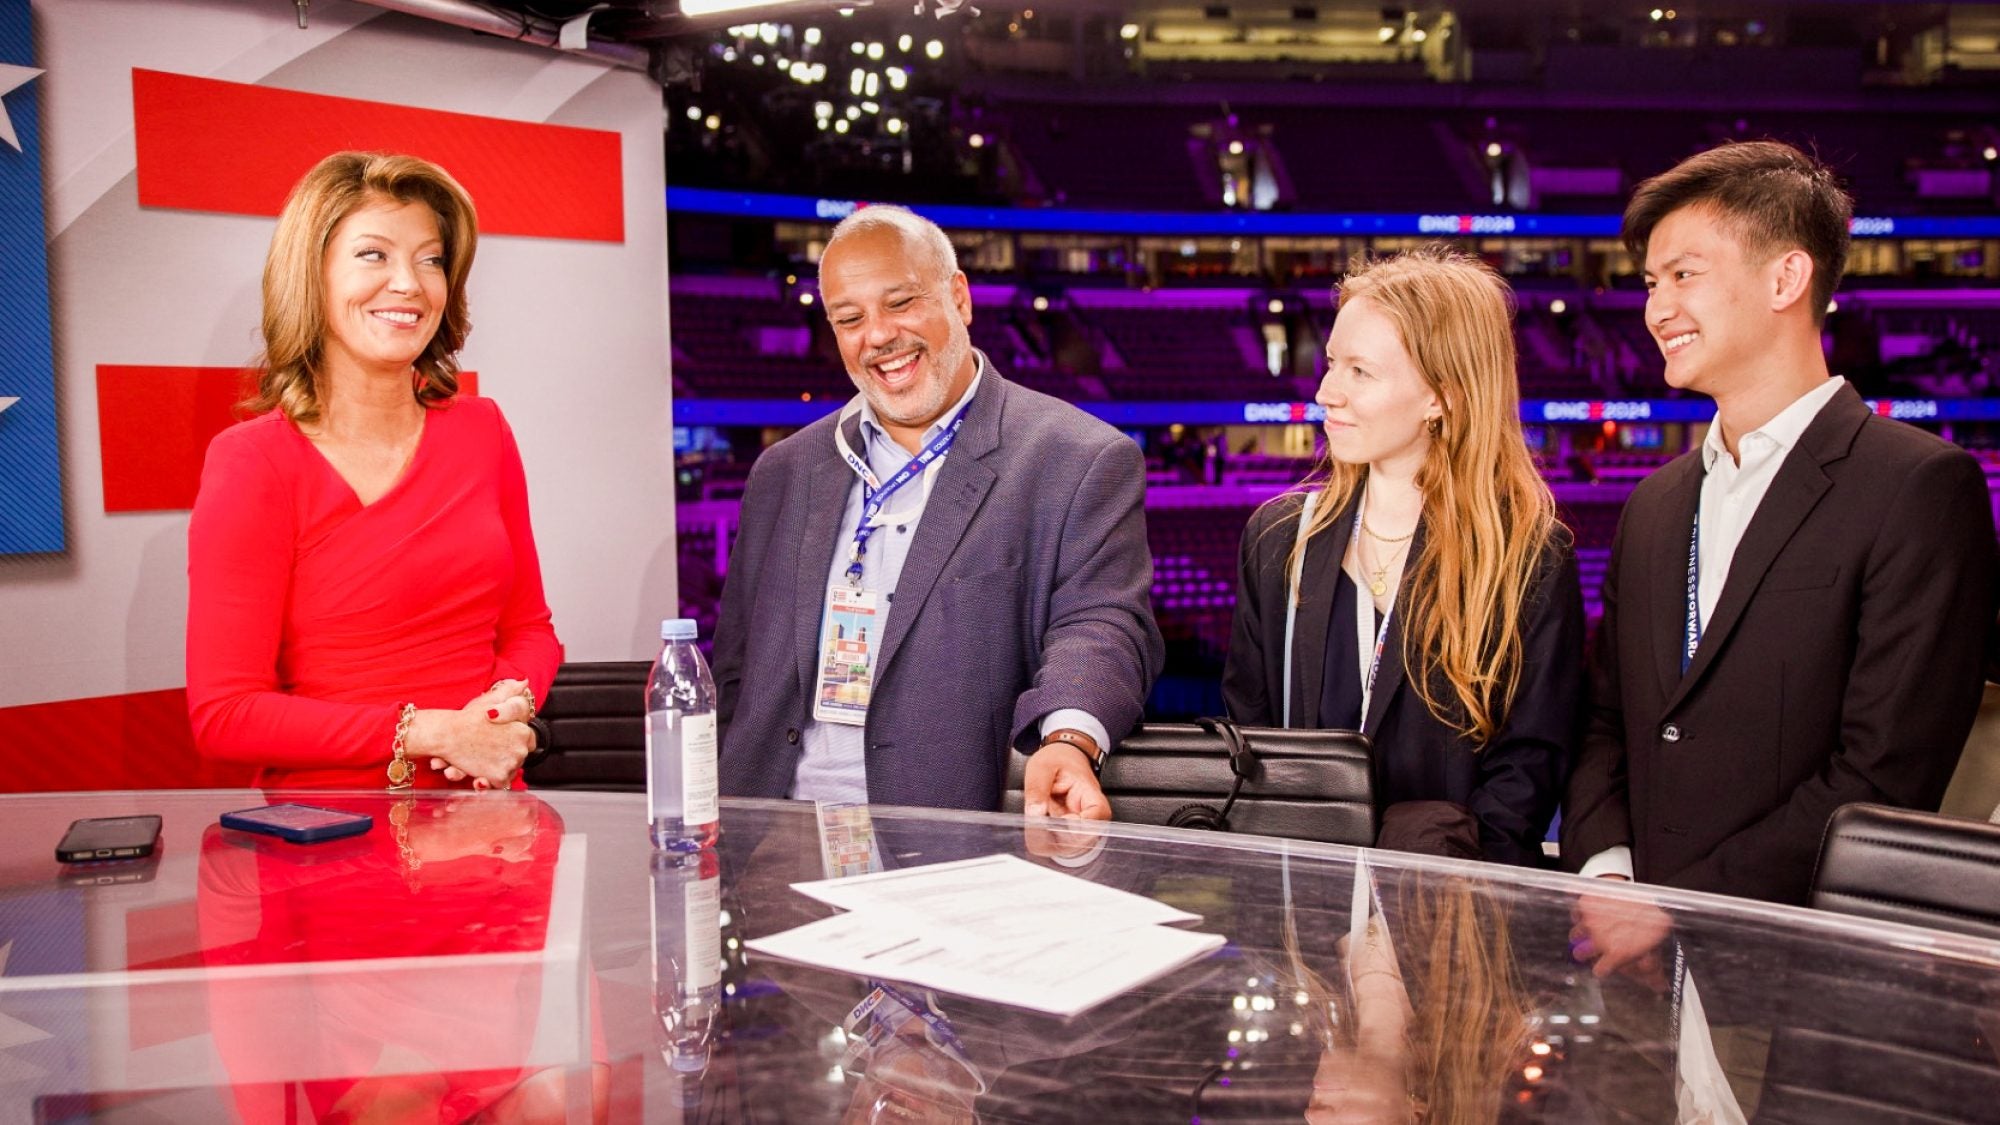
[667,279,2000,407]
[999,102,1216,211]
[669,286,854,399]
[1145,505,1250,661]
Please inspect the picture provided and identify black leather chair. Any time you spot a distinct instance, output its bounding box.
[1809,802,2000,941]
[1751,804,2000,1122]
[1004,722,1377,846]
[523,661,649,791]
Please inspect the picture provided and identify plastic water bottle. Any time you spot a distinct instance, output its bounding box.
[646,618,719,851]
[650,849,720,1092]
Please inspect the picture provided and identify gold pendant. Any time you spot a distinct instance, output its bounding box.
[386,756,414,789]
[1369,577,1387,597]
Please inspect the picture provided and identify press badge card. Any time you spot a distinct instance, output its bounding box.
[814,585,881,725]
[814,801,882,878]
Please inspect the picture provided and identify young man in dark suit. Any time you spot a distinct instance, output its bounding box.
[1563,141,1995,945]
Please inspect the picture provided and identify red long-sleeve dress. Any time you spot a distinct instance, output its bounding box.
[186,395,561,789]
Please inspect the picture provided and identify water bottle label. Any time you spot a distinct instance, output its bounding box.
[682,712,718,826]
[686,875,722,988]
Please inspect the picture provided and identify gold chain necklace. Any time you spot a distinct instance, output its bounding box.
[1360,531,1409,599]
[1359,516,1415,545]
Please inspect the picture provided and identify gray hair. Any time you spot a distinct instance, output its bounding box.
[823,204,959,285]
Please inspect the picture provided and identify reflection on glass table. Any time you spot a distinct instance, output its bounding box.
[1,791,1998,1122]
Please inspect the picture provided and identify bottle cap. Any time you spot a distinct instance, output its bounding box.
[661,618,699,642]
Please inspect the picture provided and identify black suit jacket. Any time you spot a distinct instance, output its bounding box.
[1222,488,1586,866]
[1562,383,1997,904]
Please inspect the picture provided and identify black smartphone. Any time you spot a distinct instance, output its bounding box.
[219,803,373,844]
[55,815,163,864]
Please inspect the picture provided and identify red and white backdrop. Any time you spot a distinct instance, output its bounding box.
[0,0,678,790]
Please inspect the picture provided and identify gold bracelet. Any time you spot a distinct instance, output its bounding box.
[387,703,417,790]
[389,797,423,890]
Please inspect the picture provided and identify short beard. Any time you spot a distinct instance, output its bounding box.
[851,326,973,428]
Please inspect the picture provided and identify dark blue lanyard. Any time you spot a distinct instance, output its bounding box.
[871,980,968,1057]
[839,402,971,585]
[1682,512,1701,675]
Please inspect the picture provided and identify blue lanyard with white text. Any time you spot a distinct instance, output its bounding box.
[1683,512,1701,675]
[1348,495,1396,733]
[836,400,972,585]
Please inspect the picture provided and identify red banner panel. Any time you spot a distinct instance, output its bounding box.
[0,688,250,793]
[96,366,479,513]
[131,68,624,242]
[97,365,256,513]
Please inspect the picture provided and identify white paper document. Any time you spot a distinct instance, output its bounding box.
[747,908,1223,1017]
[794,854,1201,939]
[744,854,1225,1017]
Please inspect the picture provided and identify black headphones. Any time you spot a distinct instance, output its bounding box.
[1166,717,1259,832]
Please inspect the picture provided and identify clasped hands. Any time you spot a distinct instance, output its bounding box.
[402,679,537,790]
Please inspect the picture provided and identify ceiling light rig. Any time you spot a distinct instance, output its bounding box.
[914,0,978,18]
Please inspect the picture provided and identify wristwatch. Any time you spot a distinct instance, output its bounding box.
[1040,728,1104,775]
[521,715,553,773]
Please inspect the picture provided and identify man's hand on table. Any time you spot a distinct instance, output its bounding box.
[1022,816,1111,862]
[1021,742,1110,821]
[1570,875,1673,993]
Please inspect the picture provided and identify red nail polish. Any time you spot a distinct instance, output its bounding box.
[486,708,499,719]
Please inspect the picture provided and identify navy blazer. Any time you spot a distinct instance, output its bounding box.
[1562,383,1996,904]
[1223,489,1585,866]
[712,366,1165,812]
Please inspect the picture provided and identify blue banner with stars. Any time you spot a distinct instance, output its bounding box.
[0,0,59,554]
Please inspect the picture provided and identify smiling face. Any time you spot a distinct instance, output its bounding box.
[1642,203,1783,397]
[319,197,447,383]
[1315,295,1441,472]
[820,224,976,440]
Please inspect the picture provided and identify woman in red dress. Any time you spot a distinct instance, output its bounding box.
[187,152,560,791]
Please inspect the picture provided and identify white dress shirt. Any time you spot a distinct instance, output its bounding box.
[1579,376,1847,881]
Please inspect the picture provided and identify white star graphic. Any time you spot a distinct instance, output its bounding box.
[0,397,16,415]
[0,62,45,154]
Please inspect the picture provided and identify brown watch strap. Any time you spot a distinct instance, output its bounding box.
[1041,728,1103,771]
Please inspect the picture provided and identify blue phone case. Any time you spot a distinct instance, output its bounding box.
[219,803,374,844]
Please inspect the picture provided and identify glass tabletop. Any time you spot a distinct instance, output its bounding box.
[2,789,1997,1123]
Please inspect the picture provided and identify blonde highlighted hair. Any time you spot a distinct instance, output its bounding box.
[1288,248,1561,745]
[1283,874,1535,1125]
[247,151,478,425]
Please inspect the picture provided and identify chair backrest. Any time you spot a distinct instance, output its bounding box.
[1809,802,2000,941]
[1003,722,1376,846]
[524,661,650,791]
[1939,681,2000,822]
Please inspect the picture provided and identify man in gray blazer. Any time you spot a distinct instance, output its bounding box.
[712,205,1163,816]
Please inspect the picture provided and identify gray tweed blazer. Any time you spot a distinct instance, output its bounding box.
[712,366,1164,811]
